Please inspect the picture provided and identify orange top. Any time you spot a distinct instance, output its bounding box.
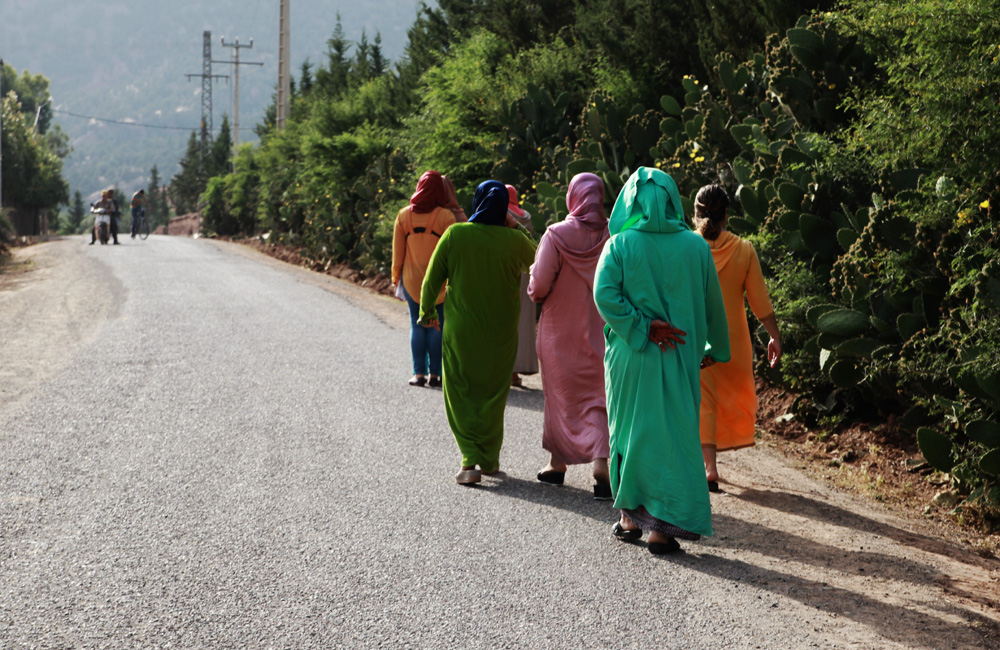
[699,231,774,451]
[391,206,455,304]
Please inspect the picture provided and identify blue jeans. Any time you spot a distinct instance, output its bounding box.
[403,286,444,376]
[131,207,144,237]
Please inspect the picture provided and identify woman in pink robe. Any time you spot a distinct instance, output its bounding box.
[528,173,612,499]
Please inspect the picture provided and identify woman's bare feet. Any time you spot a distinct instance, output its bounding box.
[540,459,568,475]
[702,444,719,482]
[593,457,610,486]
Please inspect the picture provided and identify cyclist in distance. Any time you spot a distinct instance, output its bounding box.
[130,189,146,239]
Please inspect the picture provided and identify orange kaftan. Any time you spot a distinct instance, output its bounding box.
[699,231,774,451]
[391,206,455,304]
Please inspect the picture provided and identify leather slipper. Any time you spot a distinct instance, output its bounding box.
[612,521,642,542]
[708,481,720,493]
[648,537,681,554]
[455,469,481,485]
[593,483,613,500]
[536,470,565,485]
[408,375,426,387]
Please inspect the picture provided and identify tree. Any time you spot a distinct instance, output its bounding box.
[169,132,205,215]
[299,60,313,95]
[371,33,386,78]
[59,189,86,234]
[315,14,352,97]
[1,90,68,213]
[210,114,233,177]
[147,164,170,228]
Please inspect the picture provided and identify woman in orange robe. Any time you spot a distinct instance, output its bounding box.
[694,185,782,491]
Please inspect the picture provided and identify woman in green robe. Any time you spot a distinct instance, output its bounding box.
[593,167,730,553]
[420,180,538,485]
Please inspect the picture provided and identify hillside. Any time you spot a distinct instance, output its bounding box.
[0,0,427,201]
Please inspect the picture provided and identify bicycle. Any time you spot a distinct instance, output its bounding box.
[131,208,150,241]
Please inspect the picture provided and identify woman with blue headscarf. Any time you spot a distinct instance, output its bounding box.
[594,167,730,554]
[419,180,538,485]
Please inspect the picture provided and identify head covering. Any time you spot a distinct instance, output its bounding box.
[608,167,688,236]
[542,173,610,281]
[565,173,606,228]
[468,180,510,226]
[410,170,448,214]
[505,185,525,218]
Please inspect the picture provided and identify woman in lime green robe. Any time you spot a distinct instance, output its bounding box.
[420,180,538,484]
[593,167,730,553]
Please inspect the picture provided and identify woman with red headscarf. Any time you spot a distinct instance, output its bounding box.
[392,171,457,387]
[528,173,612,498]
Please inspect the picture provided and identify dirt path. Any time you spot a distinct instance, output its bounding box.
[3,238,998,648]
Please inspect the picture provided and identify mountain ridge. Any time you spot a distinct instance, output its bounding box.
[1,0,427,201]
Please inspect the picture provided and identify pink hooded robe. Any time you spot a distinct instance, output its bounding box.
[527,173,610,464]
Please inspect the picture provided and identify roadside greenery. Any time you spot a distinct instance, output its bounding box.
[0,63,70,231]
[195,0,1000,520]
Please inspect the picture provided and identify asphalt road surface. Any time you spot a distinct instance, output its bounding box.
[1,236,997,649]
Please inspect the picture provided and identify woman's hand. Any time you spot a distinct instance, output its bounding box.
[649,319,686,351]
[700,356,717,370]
[423,318,442,331]
[767,337,782,367]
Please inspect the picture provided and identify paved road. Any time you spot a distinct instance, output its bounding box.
[1,236,996,649]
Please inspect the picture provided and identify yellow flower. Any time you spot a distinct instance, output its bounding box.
[655,161,662,168]
[981,199,991,209]
[828,83,836,90]
[673,163,681,168]
[695,156,705,163]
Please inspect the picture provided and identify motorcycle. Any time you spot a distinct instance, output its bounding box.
[90,204,112,245]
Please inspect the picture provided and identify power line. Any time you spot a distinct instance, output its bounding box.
[51,108,255,132]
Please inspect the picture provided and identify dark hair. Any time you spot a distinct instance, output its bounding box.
[693,184,730,241]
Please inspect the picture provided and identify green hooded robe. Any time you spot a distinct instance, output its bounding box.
[593,168,730,537]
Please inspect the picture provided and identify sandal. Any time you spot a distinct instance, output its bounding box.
[648,537,681,554]
[536,470,565,485]
[408,375,427,387]
[611,521,642,542]
[428,375,442,388]
[455,468,481,485]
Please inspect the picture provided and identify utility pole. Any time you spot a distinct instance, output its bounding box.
[216,37,262,156]
[277,0,291,130]
[185,31,228,166]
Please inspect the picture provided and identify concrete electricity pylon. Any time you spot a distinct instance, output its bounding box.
[216,37,263,156]
[277,0,291,130]
[185,31,229,165]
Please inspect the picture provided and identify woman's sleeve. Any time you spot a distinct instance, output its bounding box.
[704,250,732,363]
[593,238,651,352]
[419,229,450,324]
[391,212,405,287]
[744,245,775,321]
[517,226,538,272]
[527,231,559,303]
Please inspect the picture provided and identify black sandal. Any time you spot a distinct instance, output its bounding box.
[536,470,565,485]
[408,375,427,387]
[612,521,642,542]
[648,537,681,554]
[593,483,613,500]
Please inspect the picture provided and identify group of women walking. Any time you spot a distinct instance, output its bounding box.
[391,167,782,554]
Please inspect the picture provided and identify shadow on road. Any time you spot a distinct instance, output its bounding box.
[669,544,998,650]
[476,475,613,523]
[505,386,544,412]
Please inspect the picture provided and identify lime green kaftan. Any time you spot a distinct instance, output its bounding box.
[419,222,538,470]
[594,168,730,538]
